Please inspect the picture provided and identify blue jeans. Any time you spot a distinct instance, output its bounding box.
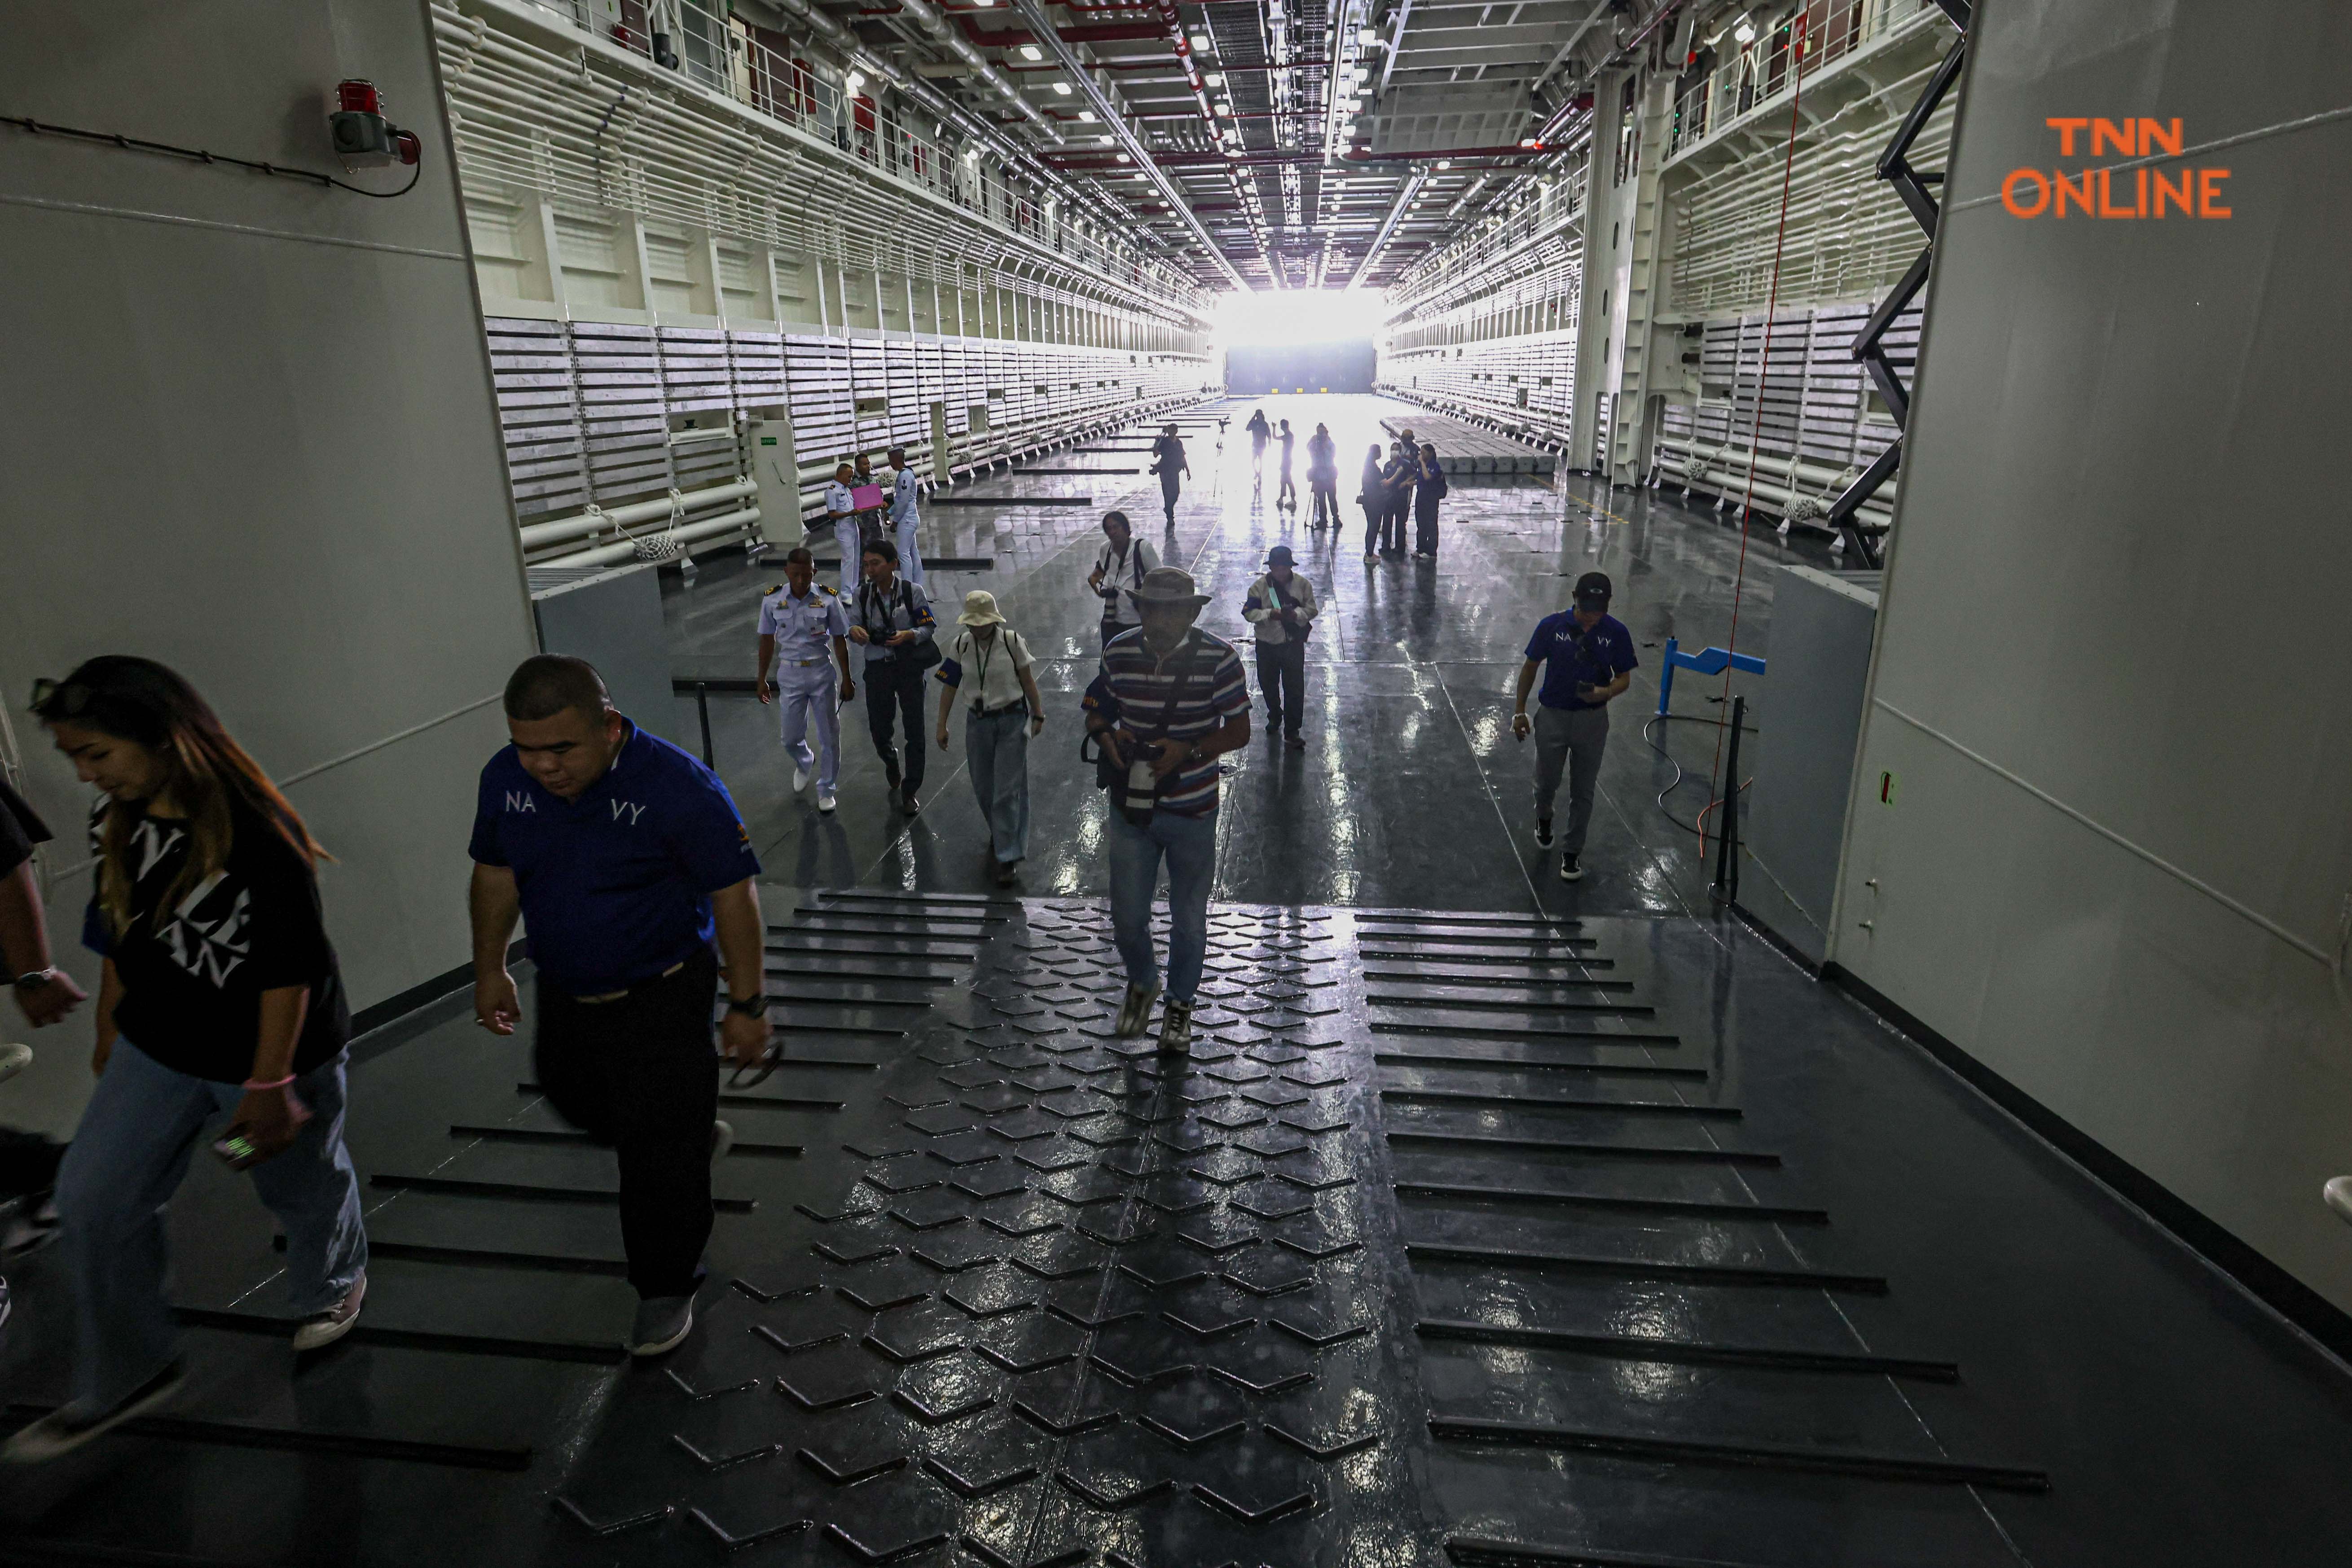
[54,1039,367,1408]
[966,704,1032,863]
[1106,807,1218,1002]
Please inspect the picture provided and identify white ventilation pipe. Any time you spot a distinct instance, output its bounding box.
[519,479,758,550]
[538,506,764,568]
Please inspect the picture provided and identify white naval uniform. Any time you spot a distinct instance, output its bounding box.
[824,479,861,591]
[759,581,850,792]
[888,465,925,586]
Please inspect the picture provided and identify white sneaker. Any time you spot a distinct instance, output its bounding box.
[292,1271,366,1352]
[0,1043,28,1085]
[791,760,811,792]
[817,791,837,814]
[712,1120,734,1163]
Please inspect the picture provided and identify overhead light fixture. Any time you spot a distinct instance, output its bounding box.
[1098,133,1115,144]
[1214,102,1233,117]
[1079,109,1096,121]
[1190,33,1212,52]
[1358,26,1379,45]
[1117,151,1132,163]
[845,70,865,97]
[1734,18,1757,43]
[1053,81,1072,94]
[1019,43,1042,61]
[1204,71,1223,86]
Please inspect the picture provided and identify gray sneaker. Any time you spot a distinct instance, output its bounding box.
[631,1296,695,1357]
[1,1359,185,1464]
[1156,997,1195,1054]
[292,1270,366,1352]
[1112,982,1162,1038]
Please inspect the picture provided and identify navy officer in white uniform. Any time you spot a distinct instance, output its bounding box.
[823,462,862,592]
[466,654,769,1358]
[886,445,925,587]
[756,545,854,814]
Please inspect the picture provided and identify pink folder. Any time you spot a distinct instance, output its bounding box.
[851,483,886,510]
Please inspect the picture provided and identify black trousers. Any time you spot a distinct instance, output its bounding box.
[534,949,720,1300]
[1310,483,1337,527]
[1416,500,1442,556]
[1361,501,1381,552]
[1380,498,1408,553]
[1160,472,1182,521]
[862,655,928,791]
[1255,640,1306,738]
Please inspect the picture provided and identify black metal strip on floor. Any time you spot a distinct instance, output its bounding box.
[1371,1022,1681,1046]
[1008,466,1142,474]
[1380,1089,1740,1119]
[1351,932,1598,949]
[1444,1533,1775,1567]
[756,1021,903,1041]
[1415,1320,1958,1381]
[273,1234,629,1277]
[1356,913,1583,930]
[515,1081,845,1110]
[1385,1131,1778,1166]
[368,1173,757,1213]
[1367,994,1656,1016]
[789,907,1006,926]
[1358,951,1615,969]
[766,965,961,984]
[450,1124,802,1157]
[173,1308,625,1365]
[797,556,996,571]
[1403,1243,1886,1294]
[761,992,934,1010]
[1394,1183,1829,1225]
[0,1403,533,1471]
[1376,1052,1706,1080]
[1362,970,1636,992]
[1426,1417,2049,1492]
[768,941,980,961]
[817,889,1019,909]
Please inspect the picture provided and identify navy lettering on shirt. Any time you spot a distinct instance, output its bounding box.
[1525,611,1639,711]
[468,720,761,994]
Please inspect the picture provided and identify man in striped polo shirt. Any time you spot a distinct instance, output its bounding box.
[1083,567,1252,1051]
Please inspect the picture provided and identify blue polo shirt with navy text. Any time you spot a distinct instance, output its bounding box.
[468,719,760,993]
[1526,611,1638,710]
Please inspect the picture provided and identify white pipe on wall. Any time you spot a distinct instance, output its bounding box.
[537,505,764,568]
[519,479,758,549]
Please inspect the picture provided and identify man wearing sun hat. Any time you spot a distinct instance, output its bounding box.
[1083,567,1252,1051]
[935,591,1046,887]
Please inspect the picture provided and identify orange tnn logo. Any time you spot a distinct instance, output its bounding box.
[2000,118,2230,220]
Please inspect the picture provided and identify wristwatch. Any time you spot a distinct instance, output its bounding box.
[725,993,768,1018]
[12,968,57,991]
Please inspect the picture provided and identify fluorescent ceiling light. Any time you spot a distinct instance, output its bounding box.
[1214,102,1232,116]
[1019,43,1042,61]
[1204,71,1223,85]
[1358,26,1379,45]
[1117,152,1132,162]
[1733,19,1757,43]
[1079,109,1096,121]
[1053,81,1072,94]
[1191,33,1212,51]
[1435,159,1450,169]
[1098,134,1115,144]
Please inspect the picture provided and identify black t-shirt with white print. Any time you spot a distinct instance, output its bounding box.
[84,797,350,1083]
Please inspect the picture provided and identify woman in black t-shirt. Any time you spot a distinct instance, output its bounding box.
[3,658,368,1463]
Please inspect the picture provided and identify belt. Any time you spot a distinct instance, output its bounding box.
[790,658,827,667]
[573,960,685,1005]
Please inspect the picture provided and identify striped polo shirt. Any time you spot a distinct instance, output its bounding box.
[1082,627,1250,817]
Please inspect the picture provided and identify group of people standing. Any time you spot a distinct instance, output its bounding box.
[822,448,925,592]
[1243,409,1343,528]
[1359,425,1449,562]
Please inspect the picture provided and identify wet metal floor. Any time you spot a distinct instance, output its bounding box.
[4,400,2351,1564]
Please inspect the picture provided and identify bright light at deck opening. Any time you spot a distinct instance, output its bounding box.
[1212,290,1369,347]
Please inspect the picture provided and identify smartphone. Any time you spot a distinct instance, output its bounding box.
[212,1128,262,1171]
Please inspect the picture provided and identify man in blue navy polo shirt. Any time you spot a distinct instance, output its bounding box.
[1512,571,1638,882]
[466,655,769,1357]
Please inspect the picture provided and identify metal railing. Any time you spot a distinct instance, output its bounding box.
[1669,0,1933,159]
[501,0,1197,303]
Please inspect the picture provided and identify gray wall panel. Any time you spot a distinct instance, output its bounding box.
[1831,0,2352,1309]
